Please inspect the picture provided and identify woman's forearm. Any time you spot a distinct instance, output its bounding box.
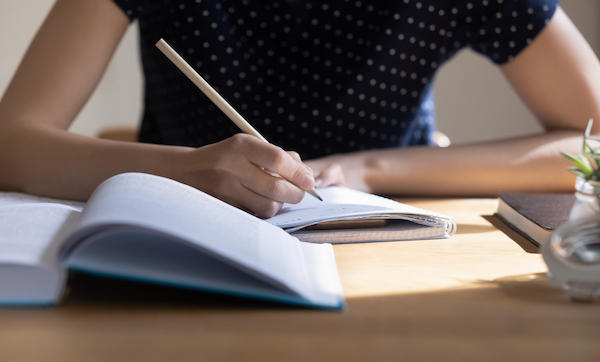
[0,122,188,200]
[0,121,316,218]
[317,130,584,197]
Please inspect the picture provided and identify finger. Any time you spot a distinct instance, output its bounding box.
[241,186,285,218]
[266,151,314,179]
[241,139,315,191]
[287,151,302,163]
[237,161,307,204]
[213,179,284,218]
[264,150,313,176]
[233,186,285,218]
[288,151,315,176]
[314,163,346,188]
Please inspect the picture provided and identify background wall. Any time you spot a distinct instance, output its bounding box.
[0,0,598,144]
[434,0,600,144]
[0,0,143,137]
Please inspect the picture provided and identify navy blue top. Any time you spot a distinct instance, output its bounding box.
[112,0,558,159]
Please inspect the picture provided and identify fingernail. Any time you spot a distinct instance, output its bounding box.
[315,178,323,188]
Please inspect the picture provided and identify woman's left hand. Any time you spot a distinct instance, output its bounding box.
[304,153,371,192]
[306,161,345,189]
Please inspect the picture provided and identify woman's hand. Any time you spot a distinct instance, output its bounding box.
[304,153,370,192]
[176,133,316,218]
[305,161,345,189]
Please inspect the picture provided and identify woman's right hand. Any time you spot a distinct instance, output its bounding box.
[176,133,316,218]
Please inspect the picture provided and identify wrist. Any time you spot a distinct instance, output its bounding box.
[160,145,196,185]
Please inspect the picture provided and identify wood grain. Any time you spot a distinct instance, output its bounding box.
[1,198,598,362]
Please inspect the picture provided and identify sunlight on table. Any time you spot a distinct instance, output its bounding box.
[333,198,548,298]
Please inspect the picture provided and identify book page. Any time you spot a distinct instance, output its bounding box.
[267,186,453,229]
[298,242,345,308]
[61,173,313,297]
[0,204,79,305]
[68,227,343,308]
[0,191,84,211]
[0,204,78,267]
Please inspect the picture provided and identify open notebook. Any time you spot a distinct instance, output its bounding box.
[266,186,456,243]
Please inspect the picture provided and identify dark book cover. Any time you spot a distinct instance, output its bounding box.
[489,192,577,253]
[497,192,576,230]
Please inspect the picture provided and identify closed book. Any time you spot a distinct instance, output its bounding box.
[495,192,576,247]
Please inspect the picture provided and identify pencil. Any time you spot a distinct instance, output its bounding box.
[155,38,323,202]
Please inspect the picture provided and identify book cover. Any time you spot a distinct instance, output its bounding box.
[494,192,575,249]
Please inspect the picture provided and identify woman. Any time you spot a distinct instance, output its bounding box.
[0,0,598,218]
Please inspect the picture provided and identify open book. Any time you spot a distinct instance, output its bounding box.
[0,173,344,309]
[266,186,456,243]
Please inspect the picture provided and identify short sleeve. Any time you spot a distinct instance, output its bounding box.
[112,0,145,22]
[464,0,559,64]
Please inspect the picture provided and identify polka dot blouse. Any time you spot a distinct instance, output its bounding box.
[113,0,558,160]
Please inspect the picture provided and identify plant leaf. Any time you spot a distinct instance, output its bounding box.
[584,118,594,154]
[589,148,600,169]
[567,168,589,179]
[560,150,593,177]
[560,149,579,161]
[560,150,584,166]
[585,118,593,137]
[578,154,594,173]
[561,119,599,180]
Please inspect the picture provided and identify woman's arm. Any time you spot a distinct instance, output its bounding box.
[308,7,600,196]
[0,0,315,218]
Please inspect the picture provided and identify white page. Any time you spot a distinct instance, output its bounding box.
[61,173,313,298]
[68,228,344,308]
[0,204,77,267]
[0,191,84,211]
[267,186,454,230]
[299,242,344,307]
[68,229,298,298]
[0,204,78,305]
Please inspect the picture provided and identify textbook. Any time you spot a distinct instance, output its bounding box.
[0,173,344,309]
[495,192,576,247]
[266,186,457,243]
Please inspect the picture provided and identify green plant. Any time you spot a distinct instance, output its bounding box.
[560,119,600,181]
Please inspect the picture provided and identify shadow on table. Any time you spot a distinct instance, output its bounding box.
[4,272,599,362]
[61,271,299,311]
[60,270,594,312]
[481,214,540,253]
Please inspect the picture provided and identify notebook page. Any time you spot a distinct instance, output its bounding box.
[267,186,452,229]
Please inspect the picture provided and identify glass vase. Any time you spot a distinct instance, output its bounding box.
[569,177,600,221]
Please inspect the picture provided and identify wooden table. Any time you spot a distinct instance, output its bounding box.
[1,198,599,361]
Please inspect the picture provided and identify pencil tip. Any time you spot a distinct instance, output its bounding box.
[307,188,323,201]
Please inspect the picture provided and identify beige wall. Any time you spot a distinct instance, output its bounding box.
[0,0,142,137]
[434,0,600,144]
[0,0,598,143]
